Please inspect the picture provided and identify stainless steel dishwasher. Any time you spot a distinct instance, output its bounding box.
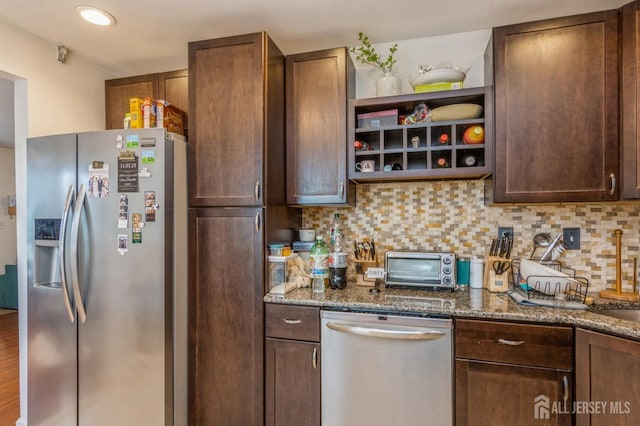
[321,309,453,426]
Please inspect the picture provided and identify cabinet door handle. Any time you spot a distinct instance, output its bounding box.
[255,211,261,232]
[312,347,318,370]
[609,173,616,196]
[497,338,525,346]
[562,375,569,403]
[339,181,344,198]
[255,181,261,202]
[283,318,302,324]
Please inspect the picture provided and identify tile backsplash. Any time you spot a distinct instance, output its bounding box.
[302,180,640,292]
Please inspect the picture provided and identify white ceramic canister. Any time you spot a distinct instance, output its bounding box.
[469,256,485,289]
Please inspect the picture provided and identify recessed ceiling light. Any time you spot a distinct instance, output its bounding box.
[75,5,116,26]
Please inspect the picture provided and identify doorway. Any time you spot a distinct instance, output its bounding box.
[0,72,27,426]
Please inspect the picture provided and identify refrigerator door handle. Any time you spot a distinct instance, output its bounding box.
[70,184,87,324]
[59,184,76,323]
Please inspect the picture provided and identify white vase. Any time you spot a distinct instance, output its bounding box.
[376,72,401,97]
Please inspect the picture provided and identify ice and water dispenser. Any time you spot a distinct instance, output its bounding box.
[33,218,62,288]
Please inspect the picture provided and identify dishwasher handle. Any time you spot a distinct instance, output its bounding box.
[326,322,446,340]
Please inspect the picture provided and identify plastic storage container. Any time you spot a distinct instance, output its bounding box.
[267,254,298,291]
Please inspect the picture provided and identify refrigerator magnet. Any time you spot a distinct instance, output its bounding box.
[126,134,140,149]
[118,234,128,255]
[118,195,129,228]
[141,150,155,164]
[132,213,143,244]
[88,163,110,199]
[117,151,139,193]
[139,167,151,178]
[118,206,129,229]
[140,137,156,147]
[144,191,157,222]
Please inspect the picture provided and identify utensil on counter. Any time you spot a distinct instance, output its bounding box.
[530,233,552,258]
[362,241,371,261]
[492,260,511,275]
[505,238,512,259]
[539,233,562,261]
[489,236,512,259]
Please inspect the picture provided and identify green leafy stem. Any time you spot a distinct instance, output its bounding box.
[349,32,398,74]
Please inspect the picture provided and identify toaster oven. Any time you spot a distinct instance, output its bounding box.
[384,251,456,290]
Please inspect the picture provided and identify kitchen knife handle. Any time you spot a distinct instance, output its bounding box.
[312,347,318,370]
[609,173,616,196]
[497,338,525,346]
[70,184,87,324]
[59,184,76,323]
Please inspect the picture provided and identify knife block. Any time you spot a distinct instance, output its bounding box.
[484,255,511,293]
[355,260,378,287]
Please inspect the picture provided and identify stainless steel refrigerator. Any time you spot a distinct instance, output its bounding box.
[26,128,187,426]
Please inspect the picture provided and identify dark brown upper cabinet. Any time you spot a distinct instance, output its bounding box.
[621,1,640,199]
[188,33,286,207]
[105,70,188,133]
[491,11,619,203]
[285,47,355,206]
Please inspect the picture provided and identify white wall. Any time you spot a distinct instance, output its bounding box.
[350,29,492,99]
[0,18,116,426]
[0,147,16,267]
[0,22,114,136]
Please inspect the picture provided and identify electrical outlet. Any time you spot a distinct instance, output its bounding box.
[497,227,513,239]
[563,227,581,250]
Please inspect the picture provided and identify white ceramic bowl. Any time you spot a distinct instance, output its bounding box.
[299,229,316,242]
[411,68,467,87]
[519,258,579,294]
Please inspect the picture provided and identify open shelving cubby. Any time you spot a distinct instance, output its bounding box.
[348,86,493,183]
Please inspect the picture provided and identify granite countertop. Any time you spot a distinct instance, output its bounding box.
[264,284,640,340]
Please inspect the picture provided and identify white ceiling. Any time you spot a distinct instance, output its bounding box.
[0,0,629,146]
[0,0,628,77]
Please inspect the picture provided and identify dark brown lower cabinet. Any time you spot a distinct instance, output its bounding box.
[456,360,572,426]
[455,319,573,426]
[265,304,320,426]
[265,339,320,426]
[189,208,264,425]
[575,328,640,426]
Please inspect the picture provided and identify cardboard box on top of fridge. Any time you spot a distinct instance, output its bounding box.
[156,100,186,136]
[129,97,157,129]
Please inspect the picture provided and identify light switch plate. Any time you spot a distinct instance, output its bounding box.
[498,227,513,239]
[563,227,580,250]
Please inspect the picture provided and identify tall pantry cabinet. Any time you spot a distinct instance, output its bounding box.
[187,32,300,425]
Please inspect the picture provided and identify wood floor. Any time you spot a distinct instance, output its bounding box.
[0,311,19,426]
